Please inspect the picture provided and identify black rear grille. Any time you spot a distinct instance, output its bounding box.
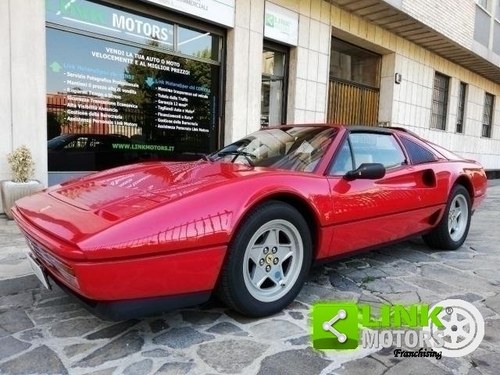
[24,235,58,269]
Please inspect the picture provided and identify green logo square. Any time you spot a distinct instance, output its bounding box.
[265,14,275,27]
[312,303,359,350]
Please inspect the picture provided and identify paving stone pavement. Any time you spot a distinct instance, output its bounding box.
[0,181,499,375]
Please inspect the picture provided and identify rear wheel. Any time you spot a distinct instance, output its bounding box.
[218,201,312,317]
[423,185,471,250]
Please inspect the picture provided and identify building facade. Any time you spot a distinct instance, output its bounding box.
[1,0,499,212]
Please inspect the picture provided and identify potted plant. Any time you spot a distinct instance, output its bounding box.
[1,145,44,219]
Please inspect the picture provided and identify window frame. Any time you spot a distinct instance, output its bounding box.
[328,136,354,176]
[456,82,467,134]
[482,92,495,138]
[476,0,492,13]
[261,40,289,127]
[431,72,450,131]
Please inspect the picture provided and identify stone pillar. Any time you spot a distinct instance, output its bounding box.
[6,0,47,186]
[287,0,331,124]
[225,0,265,144]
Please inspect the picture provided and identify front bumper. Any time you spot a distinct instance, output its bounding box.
[12,206,227,304]
[50,274,211,321]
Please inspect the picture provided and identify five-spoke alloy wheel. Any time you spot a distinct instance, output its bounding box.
[218,201,312,317]
[242,219,303,303]
[423,184,472,250]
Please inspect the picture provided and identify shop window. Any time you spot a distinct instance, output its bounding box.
[456,82,467,133]
[328,38,381,126]
[330,38,380,89]
[178,26,219,61]
[482,93,494,138]
[64,137,88,150]
[45,0,224,177]
[431,72,450,130]
[261,43,288,126]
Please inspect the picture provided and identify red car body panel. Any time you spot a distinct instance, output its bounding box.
[12,125,487,316]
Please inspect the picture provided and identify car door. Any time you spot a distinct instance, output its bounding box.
[325,130,437,255]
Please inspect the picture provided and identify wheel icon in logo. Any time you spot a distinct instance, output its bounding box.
[426,299,484,357]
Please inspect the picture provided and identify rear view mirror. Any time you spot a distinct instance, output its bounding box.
[344,163,386,181]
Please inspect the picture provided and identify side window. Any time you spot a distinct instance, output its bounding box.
[350,133,406,168]
[330,139,353,174]
[399,136,437,164]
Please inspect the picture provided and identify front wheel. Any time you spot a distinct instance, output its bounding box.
[218,201,312,317]
[423,185,472,250]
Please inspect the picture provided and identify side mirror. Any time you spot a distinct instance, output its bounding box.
[344,163,386,181]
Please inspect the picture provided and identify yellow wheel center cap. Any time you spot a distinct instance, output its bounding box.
[265,254,274,265]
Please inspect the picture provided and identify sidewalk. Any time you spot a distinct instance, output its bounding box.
[0,216,31,281]
[0,181,499,374]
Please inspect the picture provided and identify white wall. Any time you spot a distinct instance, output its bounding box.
[0,0,13,185]
[391,53,500,170]
[1,0,47,213]
[401,0,475,49]
[1,1,47,179]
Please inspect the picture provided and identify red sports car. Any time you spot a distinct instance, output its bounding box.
[12,125,487,320]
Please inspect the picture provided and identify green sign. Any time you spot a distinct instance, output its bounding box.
[311,302,444,350]
[45,0,173,49]
[312,303,359,350]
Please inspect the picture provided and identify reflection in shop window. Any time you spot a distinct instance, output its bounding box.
[261,46,287,126]
[178,26,219,61]
[46,28,220,172]
[64,137,88,150]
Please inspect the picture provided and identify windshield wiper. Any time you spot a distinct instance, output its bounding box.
[200,153,213,162]
[218,150,256,166]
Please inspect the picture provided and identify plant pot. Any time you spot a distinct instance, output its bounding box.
[1,180,44,219]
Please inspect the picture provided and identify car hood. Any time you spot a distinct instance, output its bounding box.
[50,161,260,212]
[14,161,264,248]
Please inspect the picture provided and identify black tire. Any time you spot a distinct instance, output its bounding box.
[423,184,472,250]
[218,201,312,317]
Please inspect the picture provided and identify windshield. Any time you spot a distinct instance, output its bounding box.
[210,126,337,172]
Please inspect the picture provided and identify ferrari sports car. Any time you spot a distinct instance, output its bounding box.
[13,125,487,320]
